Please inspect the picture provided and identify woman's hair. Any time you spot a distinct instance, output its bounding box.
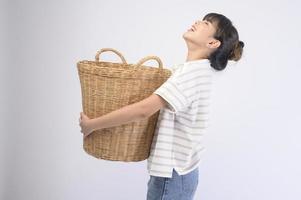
[203,13,244,71]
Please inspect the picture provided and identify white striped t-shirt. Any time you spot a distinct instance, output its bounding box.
[147,58,214,178]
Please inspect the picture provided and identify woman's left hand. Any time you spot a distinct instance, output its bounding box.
[79,112,94,138]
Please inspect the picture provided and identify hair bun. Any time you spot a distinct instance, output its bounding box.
[227,40,244,61]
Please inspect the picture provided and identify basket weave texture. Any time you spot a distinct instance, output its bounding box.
[77,48,172,162]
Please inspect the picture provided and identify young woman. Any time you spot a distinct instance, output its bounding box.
[79,12,244,200]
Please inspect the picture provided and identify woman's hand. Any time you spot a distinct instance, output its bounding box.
[79,112,95,138]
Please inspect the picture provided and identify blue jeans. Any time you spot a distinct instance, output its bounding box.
[146,167,199,200]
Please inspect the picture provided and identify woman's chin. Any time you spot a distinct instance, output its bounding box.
[182,31,192,39]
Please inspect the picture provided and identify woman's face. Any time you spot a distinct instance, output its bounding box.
[183,19,218,48]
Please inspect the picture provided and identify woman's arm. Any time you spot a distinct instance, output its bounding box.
[89,94,167,131]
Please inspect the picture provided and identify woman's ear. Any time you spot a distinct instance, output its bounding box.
[207,39,221,49]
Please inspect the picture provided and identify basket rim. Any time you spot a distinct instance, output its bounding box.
[77,60,169,70]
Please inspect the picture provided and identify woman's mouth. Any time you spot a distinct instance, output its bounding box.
[188,26,196,32]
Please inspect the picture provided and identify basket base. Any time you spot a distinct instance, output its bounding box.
[83,145,150,162]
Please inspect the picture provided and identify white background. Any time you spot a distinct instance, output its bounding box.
[1,0,301,199]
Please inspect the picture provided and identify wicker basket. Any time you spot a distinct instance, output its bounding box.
[77,48,172,162]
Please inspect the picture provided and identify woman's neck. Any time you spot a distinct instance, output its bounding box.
[185,50,208,62]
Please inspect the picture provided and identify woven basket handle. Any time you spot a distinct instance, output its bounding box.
[135,56,163,70]
[95,48,127,64]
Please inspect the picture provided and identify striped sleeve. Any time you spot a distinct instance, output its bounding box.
[153,72,192,114]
